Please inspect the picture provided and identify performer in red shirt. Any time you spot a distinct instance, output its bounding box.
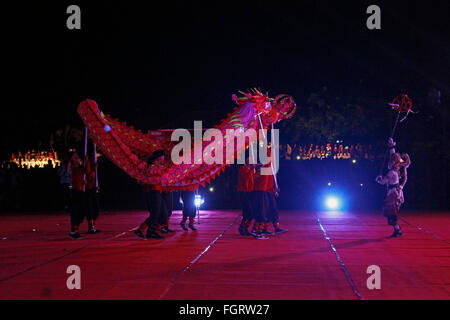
[252,164,272,237]
[253,162,287,237]
[67,152,86,239]
[237,162,255,236]
[134,150,174,240]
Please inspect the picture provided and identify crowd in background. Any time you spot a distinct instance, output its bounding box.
[0,154,69,211]
[9,150,61,169]
[280,143,374,161]
[0,144,374,212]
[0,142,447,213]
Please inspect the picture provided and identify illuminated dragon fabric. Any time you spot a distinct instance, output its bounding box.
[78,89,296,191]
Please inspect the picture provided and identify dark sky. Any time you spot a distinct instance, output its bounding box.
[3,0,449,153]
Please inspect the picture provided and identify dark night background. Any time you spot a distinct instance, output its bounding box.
[1,1,449,211]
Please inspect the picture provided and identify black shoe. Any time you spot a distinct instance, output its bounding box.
[161,227,175,234]
[274,228,288,235]
[134,229,146,240]
[261,229,273,236]
[180,223,188,231]
[69,232,83,240]
[188,224,197,231]
[391,229,403,238]
[239,226,252,236]
[251,231,269,240]
[87,227,101,234]
[146,230,165,240]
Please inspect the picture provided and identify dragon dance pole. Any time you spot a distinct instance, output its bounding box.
[196,189,200,225]
[249,141,256,173]
[379,110,401,176]
[83,127,88,192]
[257,114,279,190]
[271,123,278,189]
[94,143,98,193]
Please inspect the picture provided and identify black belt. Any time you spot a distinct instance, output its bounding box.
[388,184,399,190]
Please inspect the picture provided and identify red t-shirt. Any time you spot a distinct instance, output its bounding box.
[71,167,86,192]
[85,161,97,190]
[253,164,275,193]
[142,184,161,193]
[237,165,254,193]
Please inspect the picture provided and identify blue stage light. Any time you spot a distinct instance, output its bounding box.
[194,195,205,208]
[325,196,340,210]
[104,125,112,132]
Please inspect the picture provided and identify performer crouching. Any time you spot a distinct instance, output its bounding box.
[376,138,411,237]
[134,150,171,240]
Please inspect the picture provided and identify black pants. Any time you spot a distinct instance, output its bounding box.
[144,191,169,227]
[181,191,196,218]
[70,190,86,226]
[61,183,71,209]
[252,191,268,223]
[240,192,253,221]
[159,192,173,226]
[386,215,398,226]
[265,192,279,224]
[85,188,100,221]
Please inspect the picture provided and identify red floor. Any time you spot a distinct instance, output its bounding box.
[0,210,449,300]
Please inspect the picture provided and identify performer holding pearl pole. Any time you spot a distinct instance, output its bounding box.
[375,94,416,237]
[376,138,411,237]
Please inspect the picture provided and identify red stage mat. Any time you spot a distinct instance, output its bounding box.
[0,210,449,300]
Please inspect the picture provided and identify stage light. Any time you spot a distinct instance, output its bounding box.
[104,125,111,132]
[296,156,301,160]
[360,183,364,187]
[194,195,205,208]
[325,196,340,210]
[327,182,332,186]
[209,187,214,192]
[352,159,357,164]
